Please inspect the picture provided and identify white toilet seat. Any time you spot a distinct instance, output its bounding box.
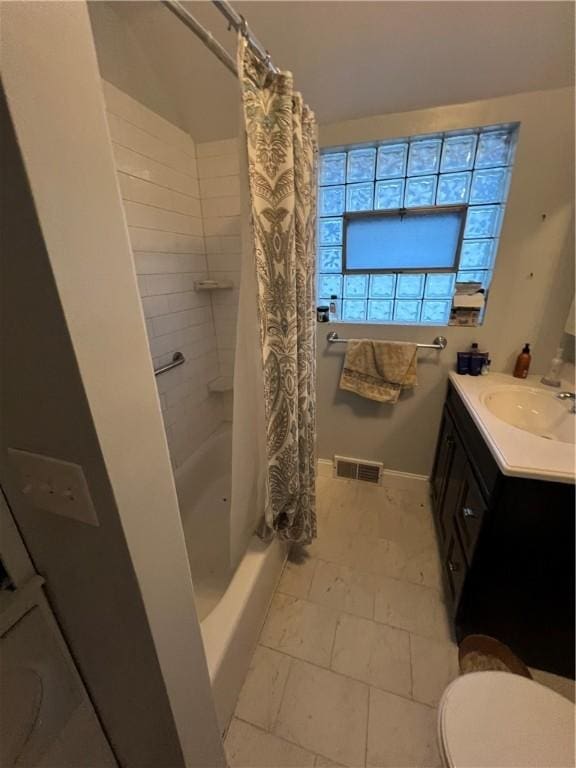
[438,671,575,768]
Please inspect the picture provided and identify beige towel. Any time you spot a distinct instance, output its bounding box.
[339,340,418,403]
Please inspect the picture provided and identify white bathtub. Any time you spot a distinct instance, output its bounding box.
[175,424,287,731]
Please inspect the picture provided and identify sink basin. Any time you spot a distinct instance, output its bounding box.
[481,385,575,444]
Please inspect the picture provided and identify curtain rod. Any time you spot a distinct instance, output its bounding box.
[162,0,279,78]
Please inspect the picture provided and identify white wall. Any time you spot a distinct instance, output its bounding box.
[198,138,242,380]
[1,3,225,765]
[317,87,575,475]
[102,81,223,468]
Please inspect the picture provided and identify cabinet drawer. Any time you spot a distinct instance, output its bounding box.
[444,531,467,608]
[455,465,487,564]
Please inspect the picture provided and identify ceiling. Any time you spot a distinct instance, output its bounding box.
[89,1,574,143]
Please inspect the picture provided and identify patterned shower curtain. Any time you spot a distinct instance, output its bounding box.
[237,37,318,544]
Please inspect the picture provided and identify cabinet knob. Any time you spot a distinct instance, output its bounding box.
[462,506,477,519]
[448,559,460,573]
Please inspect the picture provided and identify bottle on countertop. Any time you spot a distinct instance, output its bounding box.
[329,295,338,322]
[469,342,489,376]
[513,343,532,379]
[481,358,491,375]
[541,347,564,388]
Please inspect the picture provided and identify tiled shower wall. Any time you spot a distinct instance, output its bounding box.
[197,138,242,380]
[102,81,223,468]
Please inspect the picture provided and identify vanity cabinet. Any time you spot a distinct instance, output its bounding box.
[431,382,575,678]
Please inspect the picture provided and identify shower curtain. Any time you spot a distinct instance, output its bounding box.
[234,37,318,545]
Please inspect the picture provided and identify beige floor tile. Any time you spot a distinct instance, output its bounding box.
[308,560,375,619]
[373,538,443,591]
[317,477,359,522]
[531,667,576,702]
[331,613,411,697]
[410,633,459,706]
[326,484,379,539]
[226,718,316,767]
[314,756,345,767]
[274,659,369,768]
[374,576,451,641]
[367,688,440,768]
[278,555,318,599]
[235,646,292,731]
[378,502,436,553]
[260,593,339,667]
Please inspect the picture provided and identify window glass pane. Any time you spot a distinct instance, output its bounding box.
[376,143,408,178]
[459,239,495,269]
[318,274,342,298]
[319,217,343,245]
[436,172,471,205]
[463,206,501,238]
[396,273,425,298]
[320,153,346,186]
[319,247,342,273]
[318,124,516,327]
[346,210,463,271]
[343,299,367,321]
[369,274,396,298]
[470,168,508,203]
[407,138,441,175]
[394,300,422,323]
[375,179,404,210]
[457,269,492,288]
[344,274,369,298]
[421,300,452,324]
[347,148,376,182]
[367,300,393,322]
[319,185,345,216]
[475,131,511,168]
[440,134,477,172]
[404,176,437,207]
[424,273,456,298]
[346,182,374,212]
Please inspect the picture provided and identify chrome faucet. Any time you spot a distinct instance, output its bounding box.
[556,391,576,413]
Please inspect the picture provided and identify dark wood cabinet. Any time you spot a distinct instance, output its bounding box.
[431,382,575,679]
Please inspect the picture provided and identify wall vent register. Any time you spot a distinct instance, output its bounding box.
[317,124,519,325]
[334,456,383,484]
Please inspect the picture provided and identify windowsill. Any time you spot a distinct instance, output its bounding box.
[318,319,482,328]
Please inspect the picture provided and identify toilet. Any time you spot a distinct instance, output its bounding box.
[438,671,575,768]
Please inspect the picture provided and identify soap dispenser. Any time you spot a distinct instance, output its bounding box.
[513,343,531,379]
[541,348,564,388]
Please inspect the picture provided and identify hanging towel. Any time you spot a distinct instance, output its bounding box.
[339,340,418,403]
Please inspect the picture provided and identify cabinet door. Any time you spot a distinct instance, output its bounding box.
[438,433,467,549]
[431,410,456,531]
[444,531,467,608]
[455,464,487,564]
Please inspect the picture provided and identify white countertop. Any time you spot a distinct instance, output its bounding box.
[449,372,575,484]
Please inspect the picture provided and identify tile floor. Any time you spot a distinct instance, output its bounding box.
[225,475,575,768]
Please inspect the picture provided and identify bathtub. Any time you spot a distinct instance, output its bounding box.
[175,424,287,731]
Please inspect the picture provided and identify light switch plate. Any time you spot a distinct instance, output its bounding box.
[8,448,99,526]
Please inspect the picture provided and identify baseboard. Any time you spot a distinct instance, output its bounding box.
[381,468,429,490]
[317,458,429,490]
[317,458,333,478]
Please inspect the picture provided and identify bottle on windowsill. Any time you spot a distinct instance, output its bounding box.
[329,295,338,322]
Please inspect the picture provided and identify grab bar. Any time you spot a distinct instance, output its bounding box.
[326,332,447,350]
[154,351,185,376]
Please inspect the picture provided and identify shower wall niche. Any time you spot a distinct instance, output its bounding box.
[102,81,241,468]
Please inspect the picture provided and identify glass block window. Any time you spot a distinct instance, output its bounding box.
[317,124,518,324]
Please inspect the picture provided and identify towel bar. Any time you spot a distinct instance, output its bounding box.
[326,332,447,350]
